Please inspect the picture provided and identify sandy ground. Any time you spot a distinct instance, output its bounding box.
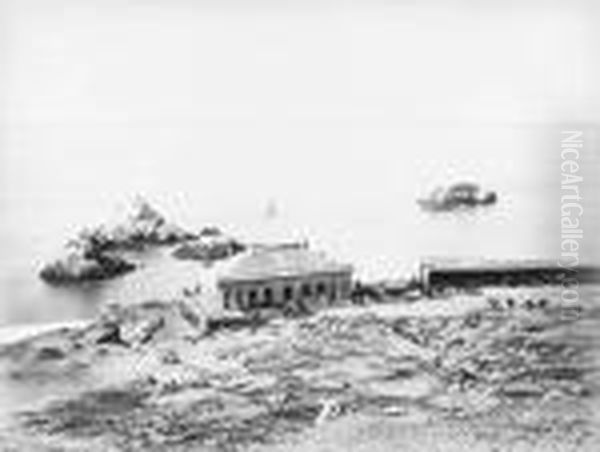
[0,285,598,451]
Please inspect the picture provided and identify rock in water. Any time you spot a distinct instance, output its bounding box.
[39,198,196,284]
[39,251,135,284]
[172,230,246,262]
[107,198,197,249]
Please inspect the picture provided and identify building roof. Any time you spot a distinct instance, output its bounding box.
[218,244,352,284]
[421,257,563,273]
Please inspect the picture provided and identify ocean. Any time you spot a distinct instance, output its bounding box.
[2,1,598,328]
[0,124,595,327]
[0,129,558,325]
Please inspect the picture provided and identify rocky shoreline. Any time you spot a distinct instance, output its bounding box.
[0,285,597,451]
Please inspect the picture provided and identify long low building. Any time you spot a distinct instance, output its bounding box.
[419,257,576,295]
[217,243,353,312]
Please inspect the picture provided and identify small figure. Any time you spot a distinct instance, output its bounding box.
[316,398,342,425]
[487,298,501,310]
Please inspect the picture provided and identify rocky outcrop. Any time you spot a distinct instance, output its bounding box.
[88,299,208,346]
[172,226,245,262]
[39,252,136,284]
[40,198,197,284]
[105,199,197,249]
[68,198,197,254]
[417,182,497,212]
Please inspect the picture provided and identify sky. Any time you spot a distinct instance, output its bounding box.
[0,0,598,262]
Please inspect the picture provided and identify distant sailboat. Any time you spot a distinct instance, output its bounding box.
[256,198,306,248]
[264,198,278,220]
